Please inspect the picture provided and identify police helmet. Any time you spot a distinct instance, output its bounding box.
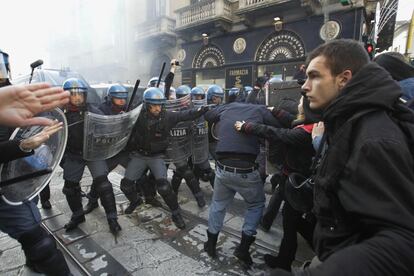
[191,86,205,97]
[147,77,163,88]
[143,87,166,105]
[0,49,10,81]
[107,84,128,99]
[176,85,191,99]
[244,86,253,95]
[206,85,224,102]
[63,78,87,93]
[229,87,240,97]
[269,77,283,84]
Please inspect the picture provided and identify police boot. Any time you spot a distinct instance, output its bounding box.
[204,230,219,258]
[145,197,163,207]
[107,218,122,235]
[62,181,85,231]
[208,171,215,189]
[144,173,158,199]
[261,185,284,232]
[156,179,180,212]
[120,178,143,214]
[234,232,256,267]
[183,169,206,208]
[40,184,52,209]
[171,211,186,229]
[19,226,71,276]
[84,180,99,214]
[264,254,292,271]
[41,200,52,210]
[171,172,183,194]
[95,176,121,235]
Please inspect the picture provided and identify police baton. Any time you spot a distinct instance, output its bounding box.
[126,79,140,112]
[156,62,166,88]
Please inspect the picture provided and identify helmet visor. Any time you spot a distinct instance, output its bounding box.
[0,52,10,80]
[69,88,87,94]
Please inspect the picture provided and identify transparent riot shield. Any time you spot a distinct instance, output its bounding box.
[191,98,209,164]
[164,94,192,165]
[83,104,142,161]
[0,108,68,205]
[266,80,302,175]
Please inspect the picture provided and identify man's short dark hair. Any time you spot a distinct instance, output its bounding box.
[306,39,370,76]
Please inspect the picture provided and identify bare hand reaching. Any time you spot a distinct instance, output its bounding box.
[19,121,64,151]
[0,83,70,127]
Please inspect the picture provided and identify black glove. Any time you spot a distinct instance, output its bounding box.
[198,105,211,114]
[255,76,267,89]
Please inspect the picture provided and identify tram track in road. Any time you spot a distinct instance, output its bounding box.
[41,221,91,276]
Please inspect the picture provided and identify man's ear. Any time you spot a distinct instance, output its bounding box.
[338,70,353,89]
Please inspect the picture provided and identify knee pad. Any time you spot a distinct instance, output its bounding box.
[171,173,182,185]
[200,169,213,182]
[156,179,172,196]
[173,168,185,179]
[62,181,80,196]
[120,178,135,195]
[182,168,196,181]
[94,176,113,194]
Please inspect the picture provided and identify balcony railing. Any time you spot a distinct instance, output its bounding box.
[135,16,176,41]
[175,0,233,29]
[238,0,287,11]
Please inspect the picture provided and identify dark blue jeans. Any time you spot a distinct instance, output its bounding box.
[0,197,41,239]
[208,166,265,236]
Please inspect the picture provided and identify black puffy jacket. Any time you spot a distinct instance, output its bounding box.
[304,63,414,276]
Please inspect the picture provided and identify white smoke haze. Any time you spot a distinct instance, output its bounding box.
[1,0,148,84]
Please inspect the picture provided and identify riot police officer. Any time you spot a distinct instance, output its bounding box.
[61,78,121,235]
[120,87,209,229]
[228,87,241,103]
[244,86,253,98]
[84,84,161,213]
[207,84,224,105]
[189,86,215,188]
[206,85,224,161]
[0,49,71,275]
[170,85,206,207]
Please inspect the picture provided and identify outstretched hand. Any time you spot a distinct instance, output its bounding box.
[0,83,70,127]
[19,120,64,151]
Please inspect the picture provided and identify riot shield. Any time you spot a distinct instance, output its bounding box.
[165,94,192,165]
[191,98,209,164]
[266,80,302,175]
[0,108,67,205]
[83,104,142,161]
[266,80,302,109]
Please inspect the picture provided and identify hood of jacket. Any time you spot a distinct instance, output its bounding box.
[323,62,403,125]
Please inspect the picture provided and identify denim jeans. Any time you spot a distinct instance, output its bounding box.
[0,196,41,239]
[208,166,265,236]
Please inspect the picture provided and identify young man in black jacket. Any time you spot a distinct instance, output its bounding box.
[270,39,414,276]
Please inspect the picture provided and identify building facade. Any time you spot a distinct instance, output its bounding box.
[170,0,368,88]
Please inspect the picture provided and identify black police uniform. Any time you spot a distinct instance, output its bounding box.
[84,100,160,213]
[120,105,207,228]
[62,104,120,233]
